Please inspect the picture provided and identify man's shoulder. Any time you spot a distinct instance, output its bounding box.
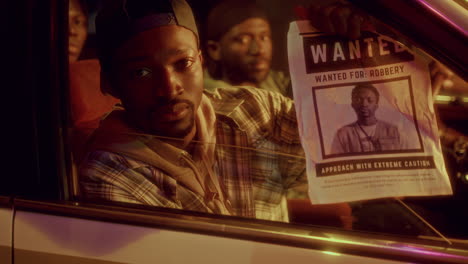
[205,85,274,100]
[203,69,230,91]
[204,86,272,118]
[81,150,144,171]
[205,86,295,139]
[260,70,291,96]
[333,122,358,139]
[267,70,290,84]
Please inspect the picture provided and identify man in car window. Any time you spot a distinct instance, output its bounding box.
[203,1,292,98]
[68,0,88,62]
[331,83,402,154]
[79,0,306,222]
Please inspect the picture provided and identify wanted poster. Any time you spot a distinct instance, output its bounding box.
[287,21,452,204]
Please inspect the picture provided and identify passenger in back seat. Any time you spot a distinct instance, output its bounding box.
[68,0,120,162]
[68,0,88,63]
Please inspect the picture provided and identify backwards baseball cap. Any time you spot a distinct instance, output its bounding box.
[96,0,198,73]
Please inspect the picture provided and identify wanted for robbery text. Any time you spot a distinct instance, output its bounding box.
[287,21,452,204]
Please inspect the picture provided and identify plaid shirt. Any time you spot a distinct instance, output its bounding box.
[80,87,306,222]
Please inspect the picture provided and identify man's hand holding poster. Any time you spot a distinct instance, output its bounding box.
[287,21,452,204]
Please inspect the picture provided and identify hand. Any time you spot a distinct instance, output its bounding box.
[429,60,454,97]
[295,2,373,39]
[439,123,466,147]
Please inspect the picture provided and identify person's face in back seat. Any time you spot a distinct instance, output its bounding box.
[68,0,88,62]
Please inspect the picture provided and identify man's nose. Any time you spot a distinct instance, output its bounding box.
[69,23,77,36]
[248,38,265,55]
[154,69,183,100]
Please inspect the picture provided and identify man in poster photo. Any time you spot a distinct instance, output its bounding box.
[331,83,402,154]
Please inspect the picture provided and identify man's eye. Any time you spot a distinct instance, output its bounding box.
[133,68,152,78]
[259,34,271,42]
[72,16,86,26]
[174,59,194,71]
[235,35,251,45]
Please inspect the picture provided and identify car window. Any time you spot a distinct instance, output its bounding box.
[67,0,468,246]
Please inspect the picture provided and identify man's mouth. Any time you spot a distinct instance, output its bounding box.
[68,45,80,55]
[68,47,80,56]
[249,59,269,71]
[358,108,370,116]
[157,102,191,122]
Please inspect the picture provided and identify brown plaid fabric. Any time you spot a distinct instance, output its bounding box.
[79,87,306,222]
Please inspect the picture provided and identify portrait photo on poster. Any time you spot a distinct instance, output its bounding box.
[313,76,424,159]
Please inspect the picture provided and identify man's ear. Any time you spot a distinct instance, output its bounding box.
[198,49,204,65]
[206,40,221,61]
[100,71,121,99]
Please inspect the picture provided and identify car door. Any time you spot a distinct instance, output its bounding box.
[13,199,414,264]
[0,196,12,264]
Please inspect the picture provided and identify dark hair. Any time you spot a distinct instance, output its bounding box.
[70,0,89,17]
[204,0,267,42]
[125,0,173,19]
[79,0,88,17]
[352,83,380,102]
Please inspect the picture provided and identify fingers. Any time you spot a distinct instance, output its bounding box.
[348,11,366,39]
[429,60,454,96]
[430,61,444,97]
[330,5,352,37]
[309,4,338,34]
[307,2,370,39]
[430,60,454,80]
[431,73,444,97]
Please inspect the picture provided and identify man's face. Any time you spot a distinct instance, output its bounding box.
[111,25,204,138]
[68,0,87,62]
[352,88,379,120]
[217,18,272,86]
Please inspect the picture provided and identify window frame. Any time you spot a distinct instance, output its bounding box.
[349,0,467,80]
